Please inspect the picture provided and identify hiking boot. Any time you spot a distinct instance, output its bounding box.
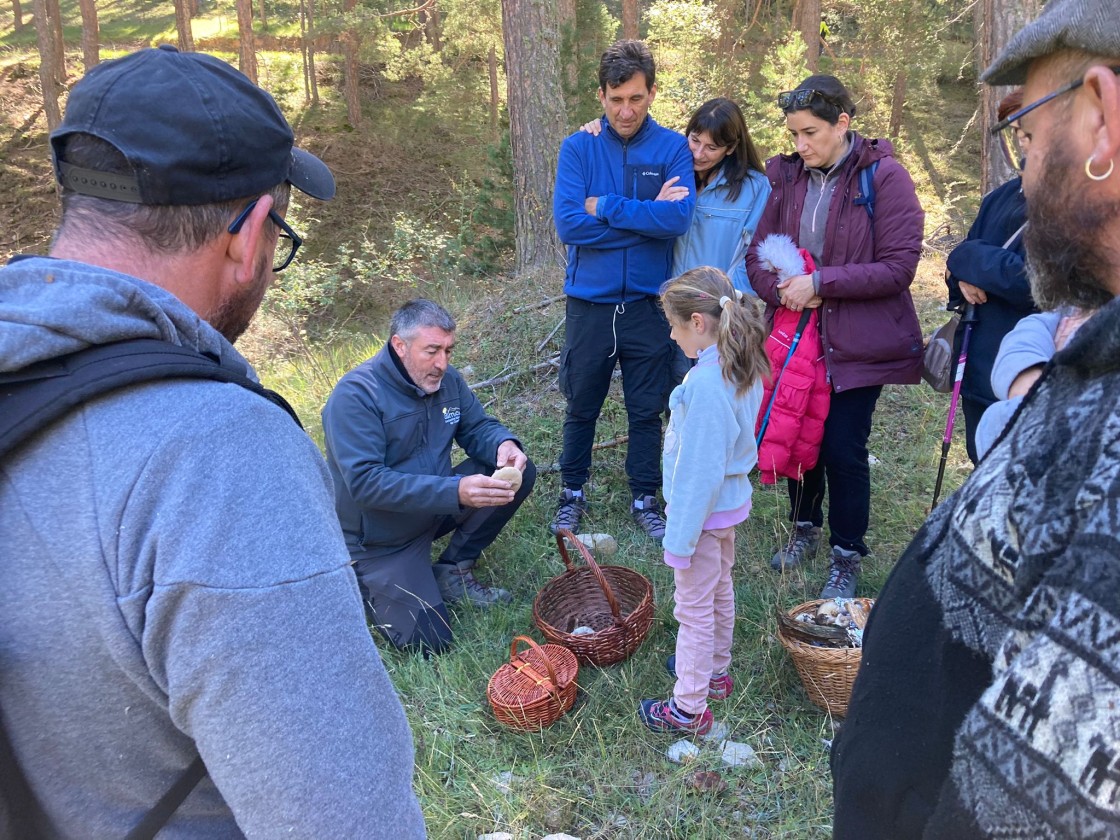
[638,698,713,735]
[631,495,666,543]
[770,521,821,571]
[820,547,861,599]
[434,562,512,607]
[549,488,587,535]
[666,654,734,701]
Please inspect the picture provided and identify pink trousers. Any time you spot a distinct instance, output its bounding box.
[672,524,736,715]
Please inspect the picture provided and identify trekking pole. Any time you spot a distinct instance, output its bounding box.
[756,308,814,448]
[931,303,977,508]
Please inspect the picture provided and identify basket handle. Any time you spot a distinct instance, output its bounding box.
[509,635,560,696]
[553,529,623,623]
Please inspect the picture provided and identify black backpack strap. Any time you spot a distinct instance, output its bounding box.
[123,755,208,840]
[1,338,302,833]
[0,338,301,459]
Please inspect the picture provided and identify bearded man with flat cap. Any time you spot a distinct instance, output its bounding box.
[830,1,1120,837]
[0,47,424,837]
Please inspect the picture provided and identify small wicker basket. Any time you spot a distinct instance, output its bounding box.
[532,530,654,666]
[776,598,874,717]
[487,635,579,730]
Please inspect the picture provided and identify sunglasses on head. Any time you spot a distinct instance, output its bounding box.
[777,89,841,110]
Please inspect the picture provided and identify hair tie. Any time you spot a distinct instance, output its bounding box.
[735,289,744,301]
[719,295,732,310]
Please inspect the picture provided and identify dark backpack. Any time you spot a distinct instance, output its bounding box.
[853,159,880,220]
[0,338,302,838]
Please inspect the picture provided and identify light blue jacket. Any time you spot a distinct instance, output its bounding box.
[661,345,762,559]
[671,167,770,294]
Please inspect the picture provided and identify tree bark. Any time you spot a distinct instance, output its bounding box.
[798,0,820,72]
[889,69,907,138]
[188,0,199,16]
[977,0,1040,194]
[236,0,258,83]
[78,0,98,71]
[12,0,23,32]
[488,43,500,141]
[502,0,566,273]
[46,0,64,83]
[32,0,62,131]
[621,0,638,40]
[343,0,361,126]
[422,4,442,51]
[174,0,195,52]
[259,0,267,29]
[556,0,577,119]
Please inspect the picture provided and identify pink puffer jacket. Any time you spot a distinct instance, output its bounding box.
[755,307,830,484]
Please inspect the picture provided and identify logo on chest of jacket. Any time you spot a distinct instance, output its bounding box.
[442,406,461,425]
[642,171,659,177]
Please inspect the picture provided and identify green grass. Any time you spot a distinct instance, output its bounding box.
[249,255,970,839]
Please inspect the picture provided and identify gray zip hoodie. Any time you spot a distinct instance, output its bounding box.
[0,257,425,838]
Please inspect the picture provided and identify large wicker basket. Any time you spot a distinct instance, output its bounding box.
[532,530,654,666]
[487,635,579,730]
[776,598,875,717]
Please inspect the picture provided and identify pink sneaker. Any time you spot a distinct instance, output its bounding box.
[666,654,734,701]
[638,698,713,735]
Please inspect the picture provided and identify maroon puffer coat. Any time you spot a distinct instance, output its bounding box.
[746,133,924,392]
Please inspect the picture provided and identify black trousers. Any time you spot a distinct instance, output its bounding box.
[355,456,536,654]
[787,384,882,556]
[558,296,673,498]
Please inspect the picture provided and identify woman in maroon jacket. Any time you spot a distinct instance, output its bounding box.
[746,74,924,599]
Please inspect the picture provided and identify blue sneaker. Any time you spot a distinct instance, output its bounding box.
[638,697,713,735]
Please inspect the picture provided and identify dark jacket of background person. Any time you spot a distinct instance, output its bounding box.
[831,298,1120,838]
[746,133,924,391]
[322,343,517,556]
[945,175,1035,461]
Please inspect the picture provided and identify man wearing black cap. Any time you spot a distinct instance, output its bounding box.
[831,0,1120,836]
[0,47,425,837]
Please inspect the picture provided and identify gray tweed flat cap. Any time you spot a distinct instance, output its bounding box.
[983,0,1120,86]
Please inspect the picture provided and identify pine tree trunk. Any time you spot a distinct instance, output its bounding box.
[977,0,1040,194]
[306,0,319,104]
[889,69,906,137]
[799,0,819,72]
[621,0,638,40]
[12,0,24,32]
[502,0,565,273]
[557,0,577,120]
[259,0,267,29]
[174,0,195,52]
[46,0,64,83]
[78,0,98,71]
[188,0,199,16]
[423,4,442,51]
[236,0,258,83]
[488,43,500,142]
[32,0,62,131]
[343,0,361,126]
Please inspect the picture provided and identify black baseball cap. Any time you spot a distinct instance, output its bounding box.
[50,45,335,205]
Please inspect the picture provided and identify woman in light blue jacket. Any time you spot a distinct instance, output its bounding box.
[671,98,770,293]
[581,98,770,292]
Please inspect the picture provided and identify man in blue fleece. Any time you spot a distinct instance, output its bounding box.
[550,39,696,542]
[0,47,424,837]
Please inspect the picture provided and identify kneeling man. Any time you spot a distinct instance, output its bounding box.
[323,299,536,653]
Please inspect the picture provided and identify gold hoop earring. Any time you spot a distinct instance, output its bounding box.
[1085,156,1115,181]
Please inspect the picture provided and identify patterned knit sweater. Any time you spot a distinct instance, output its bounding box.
[832,291,1120,838]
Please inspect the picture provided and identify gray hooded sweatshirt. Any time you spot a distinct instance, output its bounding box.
[0,257,426,838]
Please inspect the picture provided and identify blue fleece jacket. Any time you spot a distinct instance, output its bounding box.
[554,115,696,303]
